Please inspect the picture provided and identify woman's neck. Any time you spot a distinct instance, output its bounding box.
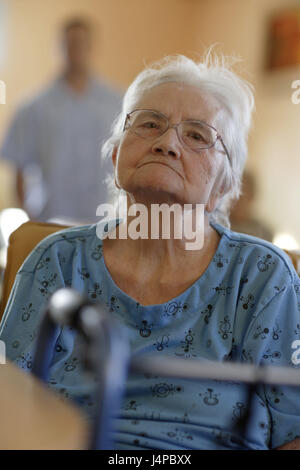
[103,209,220,285]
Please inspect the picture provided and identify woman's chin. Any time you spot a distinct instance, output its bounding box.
[127,183,182,204]
[122,173,181,198]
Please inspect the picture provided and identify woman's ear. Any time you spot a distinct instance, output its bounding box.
[206,195,219,214]
[206,166,230,213]
[112,147,118,168]
[111,147,121,189]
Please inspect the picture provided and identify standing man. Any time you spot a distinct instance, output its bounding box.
[1,18,122,224]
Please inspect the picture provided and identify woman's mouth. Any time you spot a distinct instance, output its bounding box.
[137,161,182,178]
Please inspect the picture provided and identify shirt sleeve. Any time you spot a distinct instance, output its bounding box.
[241,274,300,449]
[0,244,66,368]
[0,102,37,169]
[0,237,98,418]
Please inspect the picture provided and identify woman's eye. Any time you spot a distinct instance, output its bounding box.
[188,132,205,141]
[141,121,160,129]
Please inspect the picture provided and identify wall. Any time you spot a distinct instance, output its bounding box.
[0,0,197,209]
[0,0,300,245]
[192,0,300,245]
[0,0,196,138]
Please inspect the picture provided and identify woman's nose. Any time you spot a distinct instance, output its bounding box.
[151,128,181,158]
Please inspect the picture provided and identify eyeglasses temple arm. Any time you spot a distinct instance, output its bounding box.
[218,136,232,167]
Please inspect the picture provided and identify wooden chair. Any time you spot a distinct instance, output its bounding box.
[0,360,87,449]
[0,221,69,321]
[284,249,300,276]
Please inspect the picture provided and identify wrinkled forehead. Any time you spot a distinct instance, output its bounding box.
[131,82,227,128]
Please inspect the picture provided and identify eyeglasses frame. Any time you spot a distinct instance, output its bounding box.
[123,108,231,166]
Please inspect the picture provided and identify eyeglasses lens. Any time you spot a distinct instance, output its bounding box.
[128,110,217,150]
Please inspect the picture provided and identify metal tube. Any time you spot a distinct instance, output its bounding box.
[130,355,300,387]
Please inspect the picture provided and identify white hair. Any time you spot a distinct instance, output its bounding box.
[101,49,255,227]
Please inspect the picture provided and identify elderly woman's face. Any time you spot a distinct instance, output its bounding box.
[113,82,226,208]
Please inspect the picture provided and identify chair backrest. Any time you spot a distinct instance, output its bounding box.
[284,249,300,276]
[0,221,69,321]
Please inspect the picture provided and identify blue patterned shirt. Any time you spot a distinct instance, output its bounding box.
[0,220,300,450]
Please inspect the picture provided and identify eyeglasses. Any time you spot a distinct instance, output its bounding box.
[123,109,231,165]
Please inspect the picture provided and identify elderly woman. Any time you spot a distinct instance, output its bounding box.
[1,53,300,451]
